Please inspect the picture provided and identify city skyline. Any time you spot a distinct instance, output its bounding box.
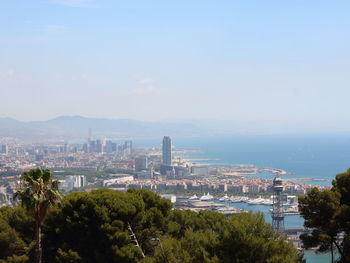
[1,2,349,262]
[1,1,350,133]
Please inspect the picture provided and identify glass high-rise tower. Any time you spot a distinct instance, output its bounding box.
[162,136,172,166]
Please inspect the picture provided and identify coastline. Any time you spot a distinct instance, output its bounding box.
[174,150,329,190]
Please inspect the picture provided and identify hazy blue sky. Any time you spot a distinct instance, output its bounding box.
[1,0,350,131]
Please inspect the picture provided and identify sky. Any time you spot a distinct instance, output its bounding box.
[1,0,350,131]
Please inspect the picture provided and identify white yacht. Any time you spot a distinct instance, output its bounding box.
[189,194,199,200]
[261,199,273,205]
[240,196,249,202]
[230,196,242,202]
[219,194,230,202]
[200,192,214,201]
[247,197,265,205]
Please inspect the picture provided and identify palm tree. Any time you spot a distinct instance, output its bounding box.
[15,168,62,263]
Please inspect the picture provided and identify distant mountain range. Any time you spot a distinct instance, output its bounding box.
[0,116,221,140]
[0,116,341,141]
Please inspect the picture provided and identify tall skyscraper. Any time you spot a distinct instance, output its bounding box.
[104,140,114,153]
[123,141,132,156]
[63,143,68,153]
[88,140,96,153]
[162,136,171,166]
[1,145,9,155]
[135,156,148,171]
[96,140,103,153]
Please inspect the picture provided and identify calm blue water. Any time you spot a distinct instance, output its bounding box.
[134,134,350,186]
[134,134,350,262]
[227,202,301,227]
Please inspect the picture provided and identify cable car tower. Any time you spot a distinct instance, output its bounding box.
[271,177,285,231]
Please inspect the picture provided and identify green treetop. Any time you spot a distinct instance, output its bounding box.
[14,168,62,263]
[299,168,350,263]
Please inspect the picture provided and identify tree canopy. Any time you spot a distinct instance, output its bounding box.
[299,168,350,263]
[1,187,302,263]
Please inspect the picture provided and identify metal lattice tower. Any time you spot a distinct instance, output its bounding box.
[271,177,285,231]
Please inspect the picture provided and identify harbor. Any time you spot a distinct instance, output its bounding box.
[175,193,300,217]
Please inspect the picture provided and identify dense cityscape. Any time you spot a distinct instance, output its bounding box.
[2,1,350,262]
[0,134,325,208]
[1,133,337,258]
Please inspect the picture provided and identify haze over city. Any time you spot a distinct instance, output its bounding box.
[3,2,350,263]
[1,0,350,133]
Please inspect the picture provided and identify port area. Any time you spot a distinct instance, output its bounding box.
[287,178,328,182]
[176,200,247,215]
[173,194,299,216]
[173,195,307,250]
[208,165,291,176]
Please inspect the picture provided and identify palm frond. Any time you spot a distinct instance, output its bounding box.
[14,168,63,225]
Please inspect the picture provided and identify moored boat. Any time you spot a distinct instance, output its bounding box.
[219,194,230,201]
[189,194,199,200]
[200,192,214,201]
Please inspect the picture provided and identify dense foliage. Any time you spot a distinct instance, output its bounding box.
[299,168,350,262]
[14,169,62,263]
[0,206,34,262]
[1,188,301,263]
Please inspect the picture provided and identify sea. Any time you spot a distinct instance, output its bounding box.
[133,134,350,263]
[135,134,350,186]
